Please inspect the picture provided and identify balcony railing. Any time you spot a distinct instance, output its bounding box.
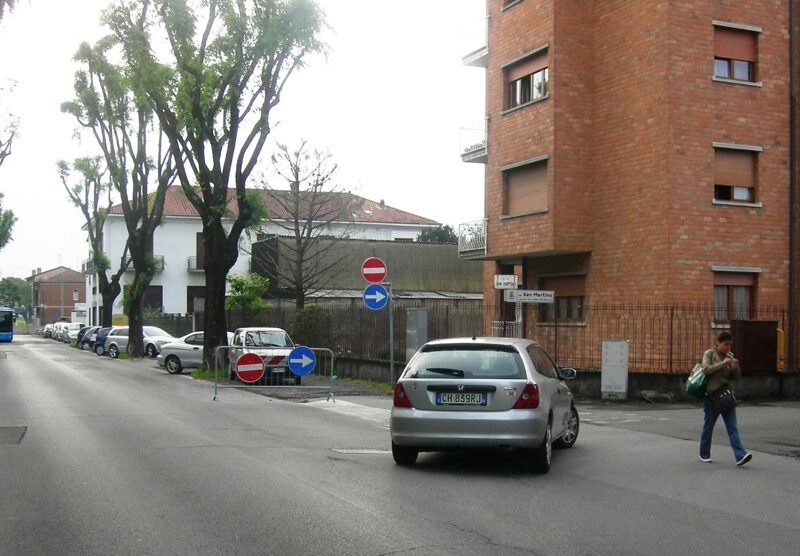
[187,256,204,272]
[460,118,488,163]
[123,255,165,272]
[81,259,96,274]
[458,219,487,259]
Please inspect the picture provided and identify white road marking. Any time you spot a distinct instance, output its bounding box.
[305,399,390,427]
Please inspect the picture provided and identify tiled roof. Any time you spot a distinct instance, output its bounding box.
[109,186,439,226]
[27,266,83,283]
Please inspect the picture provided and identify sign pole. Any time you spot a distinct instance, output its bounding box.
[387,281,395,386]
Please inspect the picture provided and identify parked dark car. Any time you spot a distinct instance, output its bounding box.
[93,327,113,355]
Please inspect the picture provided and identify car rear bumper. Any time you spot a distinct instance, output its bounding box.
[390,407,547,449]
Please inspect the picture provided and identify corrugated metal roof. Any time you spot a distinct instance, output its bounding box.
[109,186,439,226]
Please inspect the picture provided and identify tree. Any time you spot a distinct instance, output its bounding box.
[104,0,325,366]
[255,141,357,309]
[62,38,178,357]
[417,225,457,244]
[0,81,18,251]
[226,273,269,324]
[0,276,29,308]
[0,0,17,20]
[58,157,130,327]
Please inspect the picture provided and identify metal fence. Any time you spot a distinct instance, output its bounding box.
[196,302,791,374]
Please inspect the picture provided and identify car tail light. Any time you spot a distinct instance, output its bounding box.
[512,383,540,409]
[393,383,413,408]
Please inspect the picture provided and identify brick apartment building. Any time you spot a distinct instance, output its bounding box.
[459,0,799,373]
[27,267,86,325]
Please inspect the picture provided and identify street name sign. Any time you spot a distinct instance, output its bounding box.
[493,274,519,289]
[363,283,389,310]
[361,257,387,284]
[288,346,316,376]
[503,289,555,304]
[235,352,265,384]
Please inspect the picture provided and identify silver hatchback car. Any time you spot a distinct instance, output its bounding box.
[390,337,579,473]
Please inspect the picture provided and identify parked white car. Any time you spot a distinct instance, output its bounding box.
[157,331,234,374]
[228,327,296,384]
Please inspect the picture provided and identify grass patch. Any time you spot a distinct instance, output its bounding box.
[191,366,229,380]
[70,341,78,348]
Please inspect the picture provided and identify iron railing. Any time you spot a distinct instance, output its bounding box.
[458,219,487,257]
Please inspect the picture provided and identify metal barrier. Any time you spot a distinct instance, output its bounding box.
[212,345,337,402]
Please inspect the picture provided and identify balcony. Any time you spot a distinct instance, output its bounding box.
[458,219,487,259]
[123,255,165,272]
[81,259,96,274]
[461,16,489,68]
[187,256,204,272]
[460,119,488,163]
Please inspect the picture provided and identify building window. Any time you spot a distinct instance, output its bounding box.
[505,51,548,110]
[713,272,755,325]
[713,26,757,83]
[73,289,79,302]
[714,148,756,203]
[503,158,548,216]
[538,275,585,322]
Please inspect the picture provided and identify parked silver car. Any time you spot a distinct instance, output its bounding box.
[103,326,175,358]
[157,331,234,374]
[389,337,579,473]
[64,323,83,343]
[228,327,296,384]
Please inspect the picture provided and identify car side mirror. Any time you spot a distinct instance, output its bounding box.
[559,367,577,380]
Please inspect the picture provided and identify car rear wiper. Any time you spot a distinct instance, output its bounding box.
[423,367,465,377]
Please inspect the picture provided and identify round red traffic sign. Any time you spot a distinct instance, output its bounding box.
[361,257,387,284]
[235,353,265,384]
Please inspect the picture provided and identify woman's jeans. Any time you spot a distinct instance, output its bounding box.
[699,396,747,461]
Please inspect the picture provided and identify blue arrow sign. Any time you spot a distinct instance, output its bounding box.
[363,283,389,310]
[288,346,316,376]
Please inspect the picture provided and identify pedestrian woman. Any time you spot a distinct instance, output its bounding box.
[698,331,752,466]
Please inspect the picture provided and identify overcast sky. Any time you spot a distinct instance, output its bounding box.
[0,0,486,279]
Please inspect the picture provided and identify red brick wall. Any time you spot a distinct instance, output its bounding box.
[481,0,794,312]
[485,0,555,259]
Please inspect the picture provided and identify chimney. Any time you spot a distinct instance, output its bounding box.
[379,199,385,210]
[37,267,41,275]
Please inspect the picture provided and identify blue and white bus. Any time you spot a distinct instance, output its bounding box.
[0,307,14,342]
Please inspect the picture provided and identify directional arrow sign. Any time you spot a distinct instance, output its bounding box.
[363,283,389,310]
[287,346,316,376]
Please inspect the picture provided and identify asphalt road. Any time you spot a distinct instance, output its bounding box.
[1,336,799,555]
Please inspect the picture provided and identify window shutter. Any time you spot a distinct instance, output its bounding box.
[540,275,585,297]
[714,27,756,62]
[507,52,548,81]
[505,161,548,215]
[713,272,756,286]
[714,149,755,187]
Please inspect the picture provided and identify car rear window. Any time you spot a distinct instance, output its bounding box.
[406,344,526,379]
[245,330,293,348]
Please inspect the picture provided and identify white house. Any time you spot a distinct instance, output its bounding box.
[83,186,439,323]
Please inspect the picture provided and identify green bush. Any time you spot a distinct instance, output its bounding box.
[288,305,331,348]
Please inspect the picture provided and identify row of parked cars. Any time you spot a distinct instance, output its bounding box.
[40,322,298,383]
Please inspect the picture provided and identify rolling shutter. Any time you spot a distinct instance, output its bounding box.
[506,52,548,81]
[714,149,755,187]
[540,275,585,297]
[714,27,756,61]
[505,161,547,215]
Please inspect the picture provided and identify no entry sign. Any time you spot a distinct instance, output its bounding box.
[235,352,265,384]
[361,257,387,284]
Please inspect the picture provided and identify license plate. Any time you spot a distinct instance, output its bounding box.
[436,392,487,406]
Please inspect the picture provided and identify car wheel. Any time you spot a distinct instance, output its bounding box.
[391,441,418,466]
[529,421,552,474]
[554,405,580,449]
[95,344,105,356]
[108,345,119,359]
[165,355,183,374]
[145,344,157,358]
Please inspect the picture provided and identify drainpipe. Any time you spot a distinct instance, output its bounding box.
[789,0,797,374]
